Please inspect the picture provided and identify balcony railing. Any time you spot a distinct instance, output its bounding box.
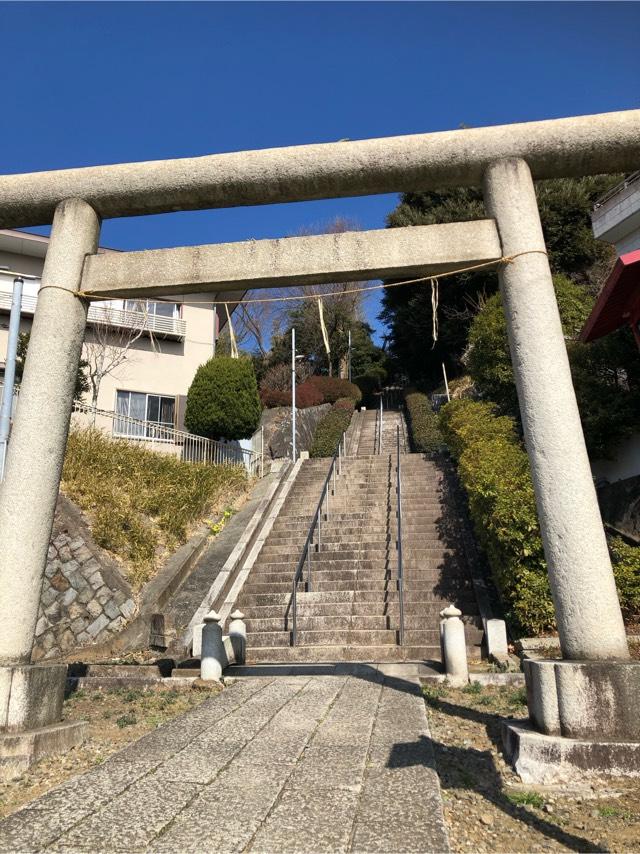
[0,283,186,341]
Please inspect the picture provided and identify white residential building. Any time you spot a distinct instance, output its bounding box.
[0,229,243,436]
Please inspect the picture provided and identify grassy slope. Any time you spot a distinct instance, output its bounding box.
[62,429,249,588]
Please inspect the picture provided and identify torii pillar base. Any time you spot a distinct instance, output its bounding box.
[0,664,86,781]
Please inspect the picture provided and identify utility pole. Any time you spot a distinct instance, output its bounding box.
[212,305,217,356]
[348,329,352,382]
[0,272,24,480]
[291,327,296,462]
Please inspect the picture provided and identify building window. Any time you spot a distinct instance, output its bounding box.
[125,299,180,319]
[115,390,176,439]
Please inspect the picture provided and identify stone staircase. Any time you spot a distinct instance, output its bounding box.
[236,410,483,664]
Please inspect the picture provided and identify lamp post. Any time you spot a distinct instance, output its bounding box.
[291,329,306,461]
[0,268,29,480]
[348,329,352,382]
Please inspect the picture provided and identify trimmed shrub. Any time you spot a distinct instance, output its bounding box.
[609,538,640,626]
[260,388,290,408]
[307,375,362,405]
[310,398,355,458]
[185,357,261,441]
[440,398,640,636]
[404,391,442,454]
[440,399,553,636]
[260,380,324,410]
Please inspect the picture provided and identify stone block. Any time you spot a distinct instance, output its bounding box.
[61,560,80,578]
[107,616,126,633]
[554,660,640,741]
[87,600,103,618]
[69,537,85,551]
[50,573,69,593]
[120,599,136,620]
[40,585,57,607]
[503,720,640,784]
[103,600,120,621]
[58,545,72,561]
[0,665,67,731]
[59,629,77,653]
[61,588,78,607]
[0,720,87,782]
[87,614,110,638]
[523,658,560,735]
[77,587,94,604]
[483,618,509,663]
[44,601,61,622]
[74,545,93,562]
[96,586,112,605]
[88,570,104,591]
[43,647,61,661]
[70,617,88,634]
[77,631,91,645]
[35,616,48,638]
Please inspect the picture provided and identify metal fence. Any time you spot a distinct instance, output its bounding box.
[71,401,263,473]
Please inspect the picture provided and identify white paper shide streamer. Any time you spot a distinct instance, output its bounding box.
[318,298,331,362]
[225,303,239,358]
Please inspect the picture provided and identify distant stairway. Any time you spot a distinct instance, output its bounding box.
[236,408,483,664]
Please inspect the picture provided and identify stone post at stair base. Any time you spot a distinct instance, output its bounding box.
[201,611,227,681]
[0,199,98,777]
[228,610,247,665]
[439,606,469,687]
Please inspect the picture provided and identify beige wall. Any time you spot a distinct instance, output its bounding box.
[0,247,216,428]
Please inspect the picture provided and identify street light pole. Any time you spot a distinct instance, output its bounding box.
[348,329,352,382]
[291,327,296,462]
[0,274,24,480]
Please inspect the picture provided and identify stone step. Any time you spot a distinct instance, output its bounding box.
[245,644,443,664]
[247,628,398,648]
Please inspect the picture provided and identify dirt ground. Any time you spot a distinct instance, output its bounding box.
[0,685,216,821]
[424,681,640,853]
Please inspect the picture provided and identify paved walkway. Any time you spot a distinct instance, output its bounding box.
[0,673,449,853]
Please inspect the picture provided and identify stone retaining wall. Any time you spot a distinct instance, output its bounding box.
[33,495,136,662]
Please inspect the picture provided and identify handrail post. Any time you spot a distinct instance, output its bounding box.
[307,544,312,591]
[292,579,297,646]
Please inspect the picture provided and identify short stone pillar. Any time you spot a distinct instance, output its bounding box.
[200,611,226,681]
[228,610,247,665]
[440,605,469,687]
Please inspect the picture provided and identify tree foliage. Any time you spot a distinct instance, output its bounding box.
[465,275,640,458]
[380,175,620,388]
[185,356,261,441]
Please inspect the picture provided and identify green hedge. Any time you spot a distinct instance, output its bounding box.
[440,398,640,637]
[310,399,355,458]
[404,391,442,454]
[185,356,261,441]
[307,376,362,405]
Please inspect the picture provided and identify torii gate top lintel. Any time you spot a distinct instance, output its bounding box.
[1,109,639,230]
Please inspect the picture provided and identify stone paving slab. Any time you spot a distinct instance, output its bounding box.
[0,675,449,853]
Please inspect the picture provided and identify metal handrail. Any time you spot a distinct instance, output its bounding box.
[593,170,640,211]
[376,396,384,454]
[288,429,348,645]
[396,424,405,645]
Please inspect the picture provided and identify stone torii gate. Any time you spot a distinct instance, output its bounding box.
[1,110,639,780]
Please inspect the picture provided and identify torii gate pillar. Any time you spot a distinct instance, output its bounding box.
[0,199,99,771]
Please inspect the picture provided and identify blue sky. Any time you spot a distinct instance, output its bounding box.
[2,1,639,342]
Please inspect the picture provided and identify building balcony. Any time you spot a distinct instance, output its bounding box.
[592,171,640,256]
[0,276,186,341]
